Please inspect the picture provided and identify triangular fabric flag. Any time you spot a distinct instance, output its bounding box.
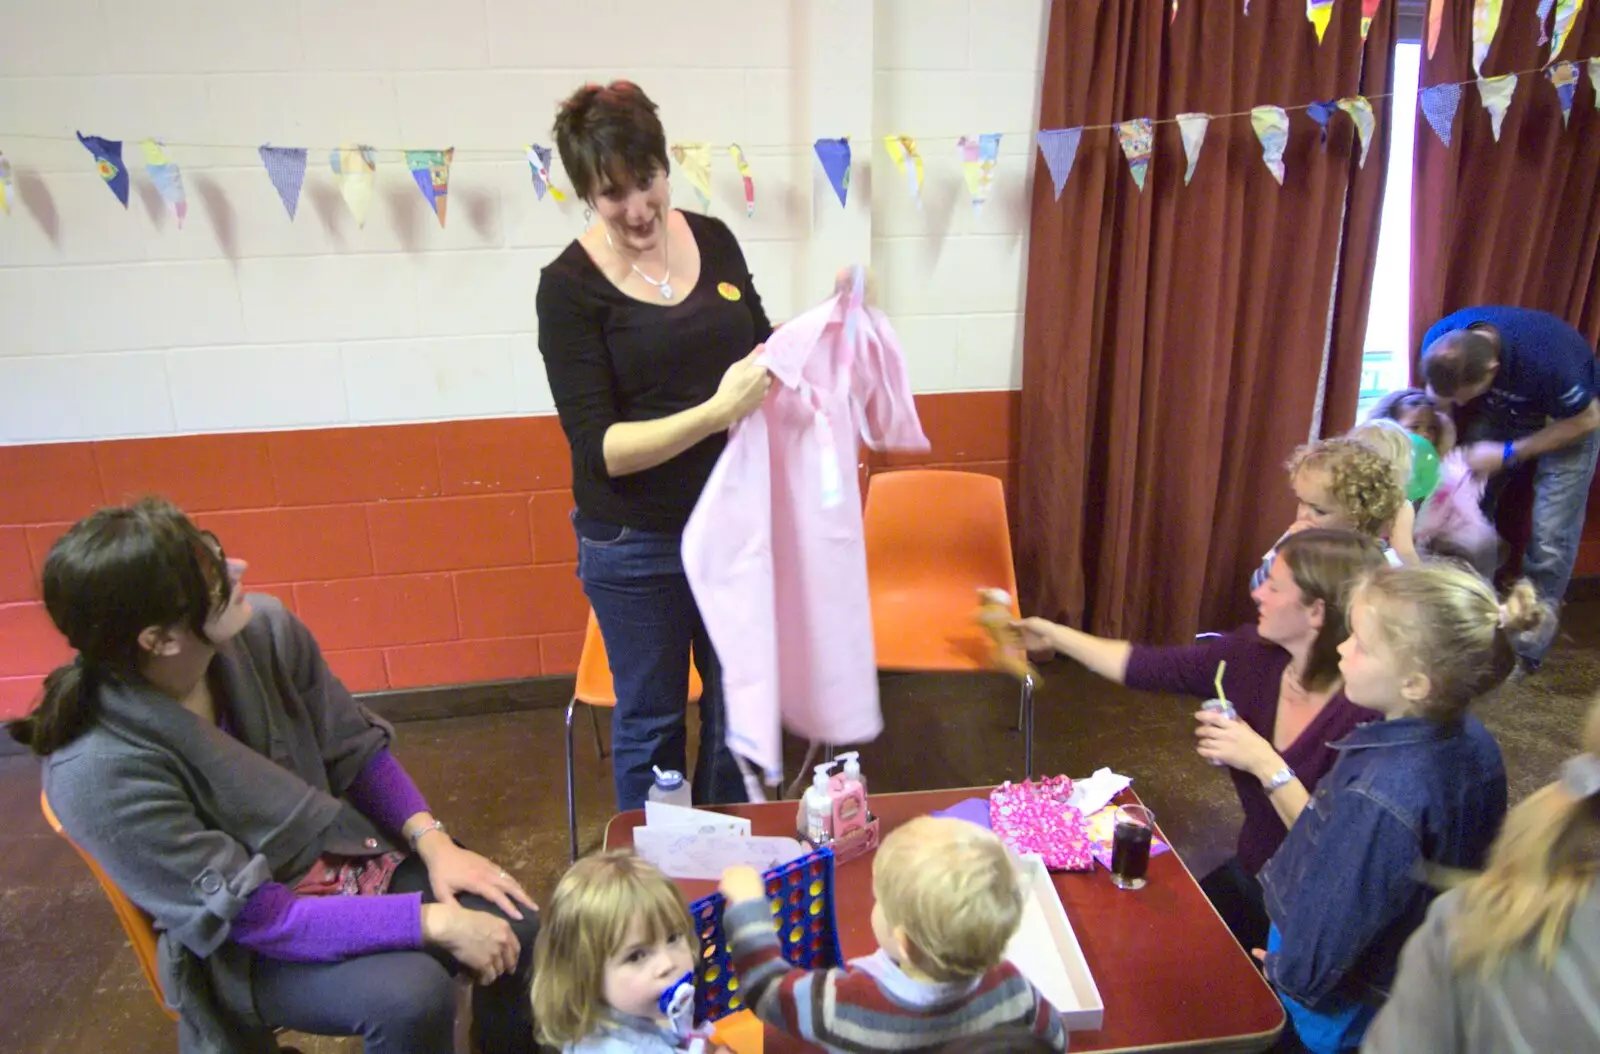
[139,139,187,227]
[1361,0,1383,39]
[1428,0,1445,57]
[1116,120,1153,191]
[883,135,924,207]
[957,133,1001,213]
[1552,0,1585,60]
[258,145,308,220]
[1477,74,1518,141]
[0,152,11,216]
[1308,101,1339,144]
[77,132,128,207]
[1171,0,1179,24]
[1473,0,1504,75]
[524,143,566,202]
[1036,128,1082,200]
[329,144,376,227]
[728,144,755,217]
[405,148,452,227]
[1537,0,1557,45]
[1244,0,1251,12]
[1548,62,1581,126]
[1175,113,1210,185]
[1251,106,1290,184]
[1308,0,1334,44]
[1420,83,1463,146]
[1338,96,1377,167]
[814,137,852,207]
[670,143,714,210]
[1591,59,1600,108]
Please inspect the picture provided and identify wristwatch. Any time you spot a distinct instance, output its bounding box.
[1263,767,1296,794]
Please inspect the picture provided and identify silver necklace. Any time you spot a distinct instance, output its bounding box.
[605,224,673,301]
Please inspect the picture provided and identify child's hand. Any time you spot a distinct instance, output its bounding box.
[719,865,768,905]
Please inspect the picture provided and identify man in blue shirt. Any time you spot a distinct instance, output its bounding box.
[1420,305,1600,667]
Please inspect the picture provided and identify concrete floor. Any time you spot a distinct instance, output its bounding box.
[4,605,1597,1053]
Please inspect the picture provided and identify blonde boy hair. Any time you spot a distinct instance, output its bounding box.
[872,816,1023,982]
[1347,418,1414,490]
[1286,437,1405,537]
[1349,565,1549,722]
[1453,696,1600,976]
[531,851,697,1047]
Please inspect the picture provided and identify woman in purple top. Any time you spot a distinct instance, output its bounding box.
[12,499,539,1054]
[1017,529,1388,951]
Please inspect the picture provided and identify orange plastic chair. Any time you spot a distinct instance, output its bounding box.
[41,790,179,1021]
[863,469,1038,776]
[566,609,703,860]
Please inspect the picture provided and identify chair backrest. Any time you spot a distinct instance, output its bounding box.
[863,469,1020,598]
[573,609,703,708]
[40,790,177,1020]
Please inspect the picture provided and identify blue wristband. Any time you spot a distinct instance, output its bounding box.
[1503,439,1517,468]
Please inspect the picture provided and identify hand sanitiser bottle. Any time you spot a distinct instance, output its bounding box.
[648,766,693,808]
[797,762,836,845]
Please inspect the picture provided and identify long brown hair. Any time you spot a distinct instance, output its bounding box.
[7,498,228,756]
[1452,697,1600,976]
[1274,529,1391,692]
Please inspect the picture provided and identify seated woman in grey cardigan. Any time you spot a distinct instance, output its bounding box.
[10,498,539,1054]
[1015,529,1387,952]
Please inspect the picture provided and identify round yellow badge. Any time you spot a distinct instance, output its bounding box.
[717,282,743,301]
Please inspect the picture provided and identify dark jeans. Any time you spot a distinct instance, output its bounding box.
[253,853,539,1054]
[1199,856,1270,954]
[573,513,747,811]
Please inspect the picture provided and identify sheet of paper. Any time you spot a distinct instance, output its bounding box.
[644,801,751,836]
[633,829,804,880]
[1066,768,1131,818]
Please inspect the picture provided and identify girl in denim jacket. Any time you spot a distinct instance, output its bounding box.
[1257,565,1546,1052]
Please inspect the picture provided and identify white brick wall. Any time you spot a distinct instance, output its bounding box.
[0,0,1048,445]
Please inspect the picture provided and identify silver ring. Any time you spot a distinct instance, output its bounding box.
[498,870,509,879]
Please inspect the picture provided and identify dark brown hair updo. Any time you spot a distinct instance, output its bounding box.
[552,80,670,204]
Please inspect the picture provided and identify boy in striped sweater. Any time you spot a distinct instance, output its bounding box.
[718,816,1068,1052]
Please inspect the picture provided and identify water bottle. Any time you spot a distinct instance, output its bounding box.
[648,766,692,808]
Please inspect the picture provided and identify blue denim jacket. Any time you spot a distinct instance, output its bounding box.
[1259,715,1506,1010]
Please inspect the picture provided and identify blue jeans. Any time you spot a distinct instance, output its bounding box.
[1465,417,1600,660]
[573,513,747,811]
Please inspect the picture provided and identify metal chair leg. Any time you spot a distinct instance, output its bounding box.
[588,703,607,761]
[1021,675,1036,779]
[566,698,580,862]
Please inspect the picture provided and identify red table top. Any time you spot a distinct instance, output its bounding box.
[605,785,1284,1053]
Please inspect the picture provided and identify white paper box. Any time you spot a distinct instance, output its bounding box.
[1004,854,1106,1032]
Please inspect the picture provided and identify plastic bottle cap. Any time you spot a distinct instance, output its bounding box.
[652,766,684,789]
[837,751,861,776]
[812,761,836,792]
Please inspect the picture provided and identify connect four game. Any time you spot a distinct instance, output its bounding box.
[687,845,845,1023]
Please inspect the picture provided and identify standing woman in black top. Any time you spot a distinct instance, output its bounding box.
[537,81,773,811]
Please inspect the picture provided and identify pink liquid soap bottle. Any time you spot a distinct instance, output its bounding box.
[827,751,880,864]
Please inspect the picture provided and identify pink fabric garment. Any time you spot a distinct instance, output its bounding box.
[989,777,1094,872]
[681,278,929,784]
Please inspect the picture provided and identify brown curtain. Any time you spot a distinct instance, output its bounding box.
[1018,0,1398,641]
[1411,5,1600,348]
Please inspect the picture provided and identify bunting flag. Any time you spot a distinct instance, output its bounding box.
[0,152,11,216]
[1036,128,1082,199]
[1338,96,1376,166]
[405,148,452,227]
[524,143,565,201]
[814,137,852,207]
[728,143,755,216]
[77,132,128,207]
[139,139,187,227]
[329,144,376,227]
[1477,74,1518,141]
[1244,0,1251,12]
[883,135,924,207]
[670,143,714,210]
[258,145,307,220]
[1591,58,1600,107]
[1251,106,1290,184]
[1361,0,1383,39]
[1176,113,1210,185]
[1171,0,1179,24]
[1421,83,1463,146]
[1537,0,1556,45]
[1307,101,1339,144]
[1549,62,1581,125]
[1473,0,1504,75]
[957,133,1001,213]
[1427,0,1445,57]
[1116,119,1153,190]
[1308,0,1334,43]
[1552,0,1584,59]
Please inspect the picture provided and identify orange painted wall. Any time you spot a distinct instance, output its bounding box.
[0,391,1019,720]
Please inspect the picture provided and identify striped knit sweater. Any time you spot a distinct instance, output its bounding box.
[723,897,1068,1052]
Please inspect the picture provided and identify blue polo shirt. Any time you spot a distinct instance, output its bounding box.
[1421,305,1597,435]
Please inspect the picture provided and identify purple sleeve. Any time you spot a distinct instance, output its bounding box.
[1123,635,1234,699]
[230,882,424,963]
[345,748,431,836]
